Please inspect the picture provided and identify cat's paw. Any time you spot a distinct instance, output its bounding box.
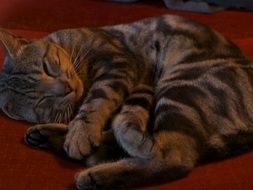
[75,160,127,190]
[75,168,109,190]
[25,123,68,151]
[64,120,102,160]
[114,122,156,159]
[75,170,98,190]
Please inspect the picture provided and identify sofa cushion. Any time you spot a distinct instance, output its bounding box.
[1,0,253,39]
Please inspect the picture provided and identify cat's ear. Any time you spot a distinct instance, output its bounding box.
[0,28,28,58]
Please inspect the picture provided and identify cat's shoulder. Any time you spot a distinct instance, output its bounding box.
[101,14,211,33]
[43,27,96,44]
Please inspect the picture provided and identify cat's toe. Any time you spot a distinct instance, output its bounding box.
[25,127,49,148]
[64,120,101,160]
[75,171,99,190]
[116,123,156,159]
[64,131,95,160]
[24,124,67,150]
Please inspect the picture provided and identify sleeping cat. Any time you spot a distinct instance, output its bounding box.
[1,15,253,189]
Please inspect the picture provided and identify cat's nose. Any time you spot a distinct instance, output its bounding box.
[64,83,72,95]
[39,79,73,97]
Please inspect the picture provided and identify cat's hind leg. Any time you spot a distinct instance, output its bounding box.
[75,131,198,190]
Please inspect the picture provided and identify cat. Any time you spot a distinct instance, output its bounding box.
[1,15,253,190]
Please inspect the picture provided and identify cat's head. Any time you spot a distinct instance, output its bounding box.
[0,29,83,123]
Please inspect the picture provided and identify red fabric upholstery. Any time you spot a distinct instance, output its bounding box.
[0,1,253,189]
[0,0,253,39]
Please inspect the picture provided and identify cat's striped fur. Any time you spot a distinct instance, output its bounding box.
[1,15,253,189]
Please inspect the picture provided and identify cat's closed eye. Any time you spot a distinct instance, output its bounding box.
[42,59,60,78]
[63,82,72,95]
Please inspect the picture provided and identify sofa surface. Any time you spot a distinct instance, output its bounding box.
[0,1,253,190]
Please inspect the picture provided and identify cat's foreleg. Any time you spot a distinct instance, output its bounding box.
[112,84,157,159]
[24,123,68,154]
[64,56,140,160]
[25,124,126,164]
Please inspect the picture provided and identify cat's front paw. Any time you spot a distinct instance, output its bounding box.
[64,120,102,160]
[24,123,68,151]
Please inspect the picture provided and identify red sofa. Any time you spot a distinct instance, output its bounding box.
[1,1,253,190]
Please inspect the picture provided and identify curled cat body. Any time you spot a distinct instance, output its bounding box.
[1,15,253,189]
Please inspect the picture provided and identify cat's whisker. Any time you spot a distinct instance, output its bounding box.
[63,109,67,123]
[69,105,73,121]
[79,48,91,63]
[69,103,73,113]
[64,110,68,123]
[73,46,91,70]
[66,105,71,122]
[71,43,81,65]
[72,53,79,69]
[73,57,78,69]
[76,69,87,76]
[75,65,83,75]
[74,60,81,70]
[65,105,70,123]
[75,57,86,70]
[54,112,60,123]
[59,113,63,123]
[70,45,76,63]
[73,45,84,68]
[55,112,63,123]
[74,52,91,75]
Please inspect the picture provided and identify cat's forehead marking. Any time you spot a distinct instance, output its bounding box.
[14,41,55,69]
[48,42,70,58]
[21,40,48,57]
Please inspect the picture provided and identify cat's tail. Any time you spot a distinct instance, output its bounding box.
[75,131,198,189]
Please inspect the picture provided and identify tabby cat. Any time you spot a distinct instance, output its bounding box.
[1,15,253,190]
